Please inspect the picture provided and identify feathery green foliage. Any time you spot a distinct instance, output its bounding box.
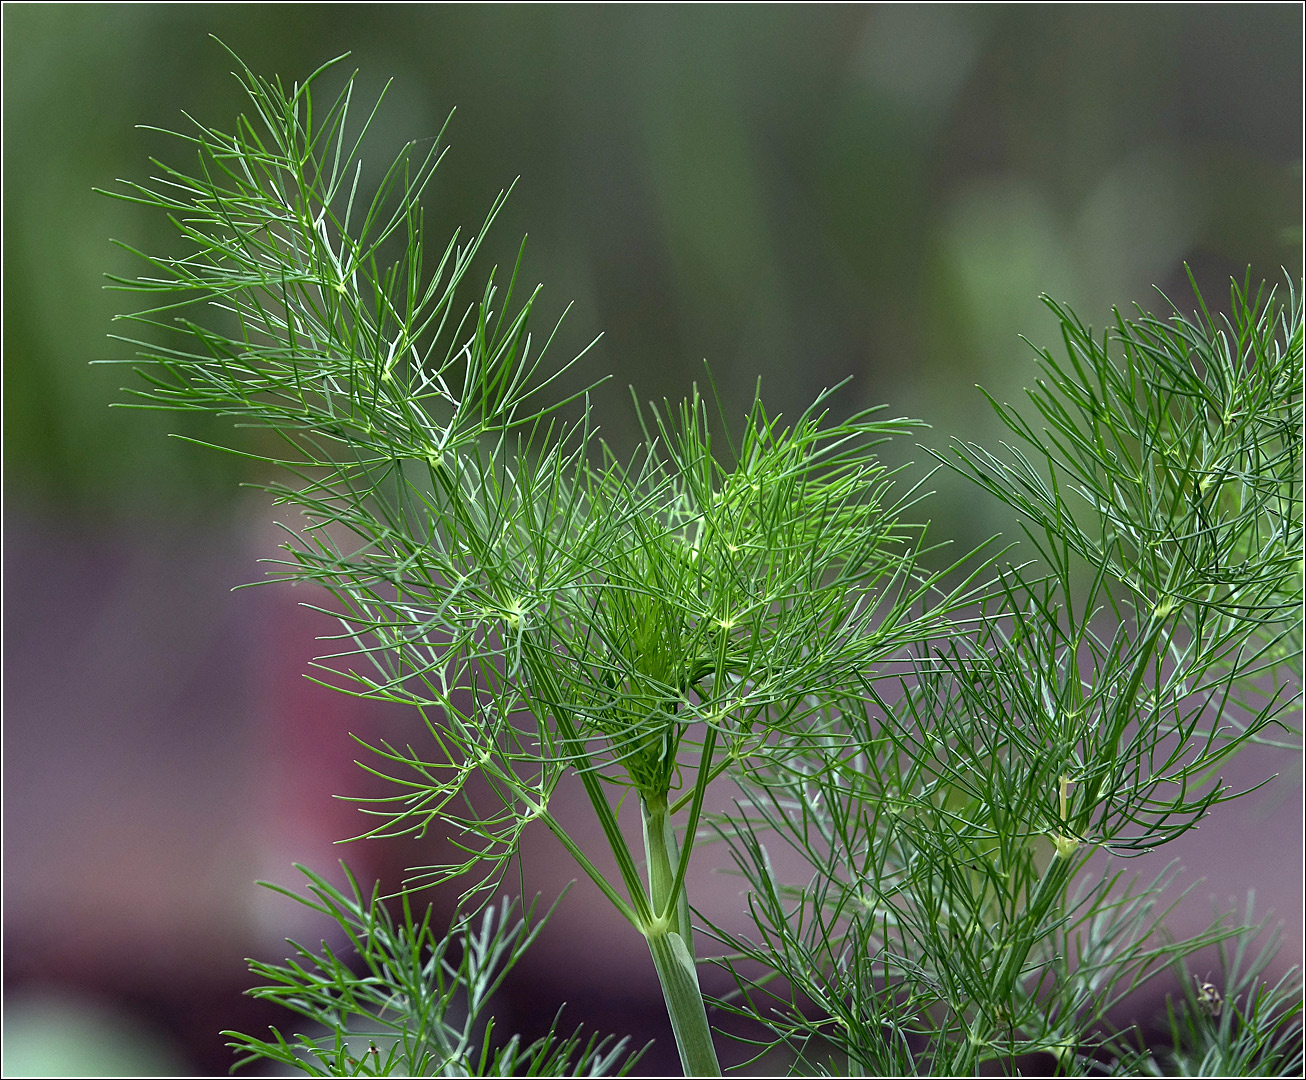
[102,43,1302,1077]
[224,866,646,1077]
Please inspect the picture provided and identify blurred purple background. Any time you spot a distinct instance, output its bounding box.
[3,6,1301,1075]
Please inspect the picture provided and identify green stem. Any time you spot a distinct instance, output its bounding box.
[641,793,721,1076]
[669,752,731,816]
[993,852,1074,995]
[647,926,721,1077]
[665,726,718,936]
[522,644,654,925]
[642,794,689,943]
[533,805,640,930]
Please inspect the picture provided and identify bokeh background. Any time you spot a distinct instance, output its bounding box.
[3,5,1302,1076]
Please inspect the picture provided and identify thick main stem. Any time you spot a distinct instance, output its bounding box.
[641,794,721,1077]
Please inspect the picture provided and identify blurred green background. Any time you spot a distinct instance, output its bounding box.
[3,5,1301,1076]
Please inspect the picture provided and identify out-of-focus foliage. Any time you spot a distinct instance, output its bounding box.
[3,5,1301,555]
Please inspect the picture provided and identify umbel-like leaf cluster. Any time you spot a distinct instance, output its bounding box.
[104,42,1301,1079]
[103,41,967,879]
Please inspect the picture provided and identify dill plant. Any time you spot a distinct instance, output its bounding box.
[101,44,1302,1077]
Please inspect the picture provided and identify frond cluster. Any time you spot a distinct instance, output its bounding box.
[104,43,1302,1078]
[225,866,646,1077]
